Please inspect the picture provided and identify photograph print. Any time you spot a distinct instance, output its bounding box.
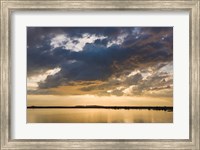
[27,27,173,123]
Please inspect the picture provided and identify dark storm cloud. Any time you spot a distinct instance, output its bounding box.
[27,46,70,76]
[124,73,143,85]
[38,60,112,89]
[27,27,123,47]
[27,27,173,89]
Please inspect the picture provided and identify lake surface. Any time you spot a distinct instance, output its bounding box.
[27,108,173,123]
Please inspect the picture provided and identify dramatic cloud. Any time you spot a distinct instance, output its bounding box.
[50,33,106,52]
[27,67,61,90]
[27,27,173,97]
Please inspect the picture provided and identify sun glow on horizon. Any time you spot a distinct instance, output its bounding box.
[27,94,172,107]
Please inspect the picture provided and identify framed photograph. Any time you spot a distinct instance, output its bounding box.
[1,0,199,149]
[27,26,174,124]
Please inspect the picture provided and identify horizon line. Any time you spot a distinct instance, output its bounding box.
[27,105,173,111]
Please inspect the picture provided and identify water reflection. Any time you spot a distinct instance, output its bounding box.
[27,108,173,123]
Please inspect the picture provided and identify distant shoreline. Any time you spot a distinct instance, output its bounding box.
[27,105,173,111]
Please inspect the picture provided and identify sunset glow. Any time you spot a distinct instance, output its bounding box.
[27,27,173,123]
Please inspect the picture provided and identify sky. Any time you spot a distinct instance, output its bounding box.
[27,27,173,106]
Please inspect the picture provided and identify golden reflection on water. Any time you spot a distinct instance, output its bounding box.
[27,109,173,123]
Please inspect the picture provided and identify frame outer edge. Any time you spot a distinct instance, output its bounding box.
[1,1,9,150]
[191,1,200,149]
[0,0,200,149]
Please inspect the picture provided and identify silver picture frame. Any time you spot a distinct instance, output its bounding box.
[0,0,199,149]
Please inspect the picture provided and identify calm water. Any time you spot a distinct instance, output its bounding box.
[27,108,173,123]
